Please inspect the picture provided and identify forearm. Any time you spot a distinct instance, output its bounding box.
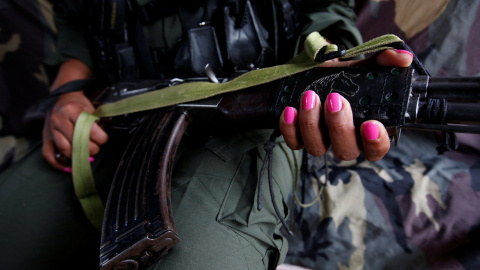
[50,58,92,92]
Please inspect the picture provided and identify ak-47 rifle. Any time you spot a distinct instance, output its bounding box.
[94,64,480,270]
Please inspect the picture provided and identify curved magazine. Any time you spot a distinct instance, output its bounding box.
[99,110,189,270]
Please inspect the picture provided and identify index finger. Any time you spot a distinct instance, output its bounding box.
[375,49,413,67]
[319,49,414,68]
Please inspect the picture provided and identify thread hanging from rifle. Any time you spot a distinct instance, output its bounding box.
[423,98,448,124]
[421,98,458,154]
[257,129,293,235]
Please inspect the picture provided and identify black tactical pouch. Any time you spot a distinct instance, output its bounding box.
[224,0,271,71]
[188,25,224,76]
[115,43,140,81]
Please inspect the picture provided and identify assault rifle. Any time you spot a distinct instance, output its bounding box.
[95,65,480,269]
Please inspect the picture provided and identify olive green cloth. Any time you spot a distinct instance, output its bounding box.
[149,131,302,269]
[0,143,115,269]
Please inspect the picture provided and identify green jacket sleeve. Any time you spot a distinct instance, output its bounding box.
[297,0,363,52]
[44,1,94,69]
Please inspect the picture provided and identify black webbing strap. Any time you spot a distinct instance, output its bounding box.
[24,79,93,121]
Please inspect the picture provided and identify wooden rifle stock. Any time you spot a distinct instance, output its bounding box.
[96,66,480,269]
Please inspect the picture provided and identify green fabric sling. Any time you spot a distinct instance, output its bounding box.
[71,32,404,230]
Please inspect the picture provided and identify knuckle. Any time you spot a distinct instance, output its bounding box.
[364,152,385,161]
[57,103,81,116]
[328,119,351,135]
[284,137,304,151]
[50,113,63,126]
[306,146,327,157]
[364,145,390,161]
[89,143,100,155]
[41,148,50,161]
[98,137,109,146]
[56,144,70,155]
[54,138,71,156]
[287,143,304,151]
[336,151,360,161]
[300,119,319,132]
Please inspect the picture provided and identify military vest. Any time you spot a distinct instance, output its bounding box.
[79,0,299,82]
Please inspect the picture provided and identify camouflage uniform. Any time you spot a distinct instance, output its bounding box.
[0,0,56,173]
[283,1,480,269]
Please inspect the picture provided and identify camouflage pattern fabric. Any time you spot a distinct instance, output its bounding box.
[0,0,56,173]
[283,1,480,269]
[355,0,480,77]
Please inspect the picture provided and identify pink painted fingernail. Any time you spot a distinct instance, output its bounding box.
[326,93,343,112]
[302,90,317,110]
[284,107,296,124]
[89,157,95,163]
[63,167,72,173]
[364,122,380,140]
[394,49,413,57]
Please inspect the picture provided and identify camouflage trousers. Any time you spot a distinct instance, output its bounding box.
[283,130,480,269]
[0,135,31,173]
[0,0,56,173]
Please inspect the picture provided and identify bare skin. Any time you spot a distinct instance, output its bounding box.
[42,50,413,170]
[42,59,108,170]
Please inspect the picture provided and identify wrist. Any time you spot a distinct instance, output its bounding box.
[51,59,92,92]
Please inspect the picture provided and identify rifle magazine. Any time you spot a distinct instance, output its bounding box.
[100,110,189,270]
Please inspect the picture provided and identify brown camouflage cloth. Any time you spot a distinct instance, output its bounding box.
[283,0,480,269]
[0,0,56,172]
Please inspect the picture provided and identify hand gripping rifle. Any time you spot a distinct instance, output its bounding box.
[95,62,480,269]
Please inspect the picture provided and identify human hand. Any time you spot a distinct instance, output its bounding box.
[279,49,414,161]
[42,91,109,170]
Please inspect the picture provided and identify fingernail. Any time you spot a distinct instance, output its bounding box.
[394,49,413,57]
[302,90,317,110]
[284,107,296,124]
[89,157,95,163]
[364,122,380,140]
[326,93,343,112]
[63,167,72,173]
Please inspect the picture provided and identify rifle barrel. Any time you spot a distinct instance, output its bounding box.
[425,76,480,100]
[402,123,480,134]
[408,75,480,133]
